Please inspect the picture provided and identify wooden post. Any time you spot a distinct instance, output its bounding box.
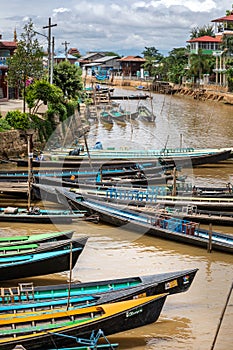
[67,241,73,310]
[172,167,177,196]
[210,282,233,350]
[27,131,33,210]
[180,133,183,149]
[207,223,212,253]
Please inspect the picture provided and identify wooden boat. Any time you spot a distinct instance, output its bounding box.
[158,149,232,167]
[0,283,162,314]
[0,162,147,181]
[110,94,152,100]
[100,111,113,125]
[135,85,149,91]
[153,205,233,226]
[0,207,86,224]
[0,237,87,281]
[34,170,174,189]
[9,149,232,168]
[0,230,74,246]
[58,189,233,254]
[109,109,126,123]
[0,294,167,350]
[0,267,198,306]
[0,236,88,257]
[124,110,139,120]
[137,105,156,122]
[69,186,233,218]
[155,195,233,212]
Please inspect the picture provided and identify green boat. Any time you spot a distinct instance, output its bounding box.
[0,236,88,257]
[0,230,74,246]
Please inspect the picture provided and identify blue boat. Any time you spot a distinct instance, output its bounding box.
[58,189,233,254]
[0,237,87,281]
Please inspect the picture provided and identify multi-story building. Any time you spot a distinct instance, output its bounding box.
[187,11,233,86]
[0,35,17,100]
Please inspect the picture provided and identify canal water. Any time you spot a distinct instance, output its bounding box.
[0,89,232,350]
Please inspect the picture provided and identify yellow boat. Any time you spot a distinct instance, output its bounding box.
[0,294,167,350]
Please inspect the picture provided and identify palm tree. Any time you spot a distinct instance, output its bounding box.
[188,50,215,82]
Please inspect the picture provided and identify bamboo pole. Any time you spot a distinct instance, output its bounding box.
[207,223,212,253]
[210,282,233,350]
[66,241,73,310]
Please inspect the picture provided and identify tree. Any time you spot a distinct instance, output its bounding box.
[187,50,215,82]
[190,25,214,39]
[142,47,163,60]
[160,48,189,83]
[105,51,120,57]
[141,47,163,77]
[53,61,83,99]
[226,5,233,16]
[221,35,233,55]
[25,80,63,115]
[7,19,44,112]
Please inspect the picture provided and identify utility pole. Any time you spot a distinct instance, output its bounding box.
[50,36,55,84]
[43,17,57,83]
[62,41,70,60]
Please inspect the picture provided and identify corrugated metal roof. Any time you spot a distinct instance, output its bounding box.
[54,53,77,59]
[95,56,118,63]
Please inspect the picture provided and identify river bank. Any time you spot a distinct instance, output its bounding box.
[85,75,233,105]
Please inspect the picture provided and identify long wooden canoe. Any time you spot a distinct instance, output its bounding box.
[58,189,233,254]
[10,149,232,168]
[0,294,167,350]
[0,267,198,307]
[0,236,88,257]
[0,230,74,246]
[0,238,87,281]
[0,207,86,224]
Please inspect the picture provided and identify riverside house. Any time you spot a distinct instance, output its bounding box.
[0,35,17,100]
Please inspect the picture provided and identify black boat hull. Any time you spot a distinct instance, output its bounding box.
[0,294,167,350]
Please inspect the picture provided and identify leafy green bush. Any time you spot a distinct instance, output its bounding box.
[0,118,12,132]
[5,110,31,130]
[47,103,67,122]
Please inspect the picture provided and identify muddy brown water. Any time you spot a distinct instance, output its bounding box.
[0,90,232,349]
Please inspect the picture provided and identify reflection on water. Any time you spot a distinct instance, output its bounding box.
[86,88,233,150]
[0,90,233,349]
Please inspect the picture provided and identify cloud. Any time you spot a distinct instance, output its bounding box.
[53,7,71,14]
[0,0,231,55]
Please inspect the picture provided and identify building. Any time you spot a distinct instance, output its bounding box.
[187,11,233,86]
[117,56,146,77]
[78,52,105,69]
[211,13,233,85]
[68,47,81,57]
[187,36,222,55]
[0,35,17,100]
[83,55,121,78]
[54,53,78,65]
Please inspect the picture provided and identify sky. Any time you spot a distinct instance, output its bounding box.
[0,0,232,56]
